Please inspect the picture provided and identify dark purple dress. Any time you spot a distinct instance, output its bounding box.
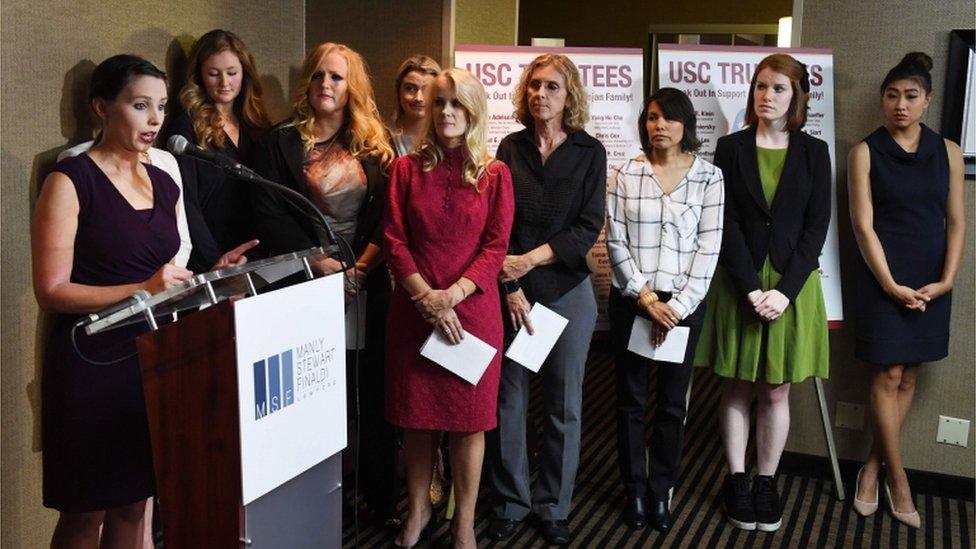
[42,154,180,512]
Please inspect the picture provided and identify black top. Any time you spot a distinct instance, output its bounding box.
[713,128,831,301]
[249,124,388,285]
[496,128,607,304]
[161,112,264,272]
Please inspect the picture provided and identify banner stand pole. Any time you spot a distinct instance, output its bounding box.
[815,378,845,500]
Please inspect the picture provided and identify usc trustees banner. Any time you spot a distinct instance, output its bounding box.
[657,44,843,322]
[455,45,645,328]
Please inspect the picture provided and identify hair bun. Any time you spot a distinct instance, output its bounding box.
[900,52,933,73]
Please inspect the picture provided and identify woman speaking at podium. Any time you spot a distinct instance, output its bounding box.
[383,68,513,548]
[248,42,397,525]
[32,54,250,548]
[162,29,272,272]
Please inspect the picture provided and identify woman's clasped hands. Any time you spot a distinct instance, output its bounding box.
[414,284,466,344]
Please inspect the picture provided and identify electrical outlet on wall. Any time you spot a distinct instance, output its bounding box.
[835,401,865,430]
[937,416,970,447]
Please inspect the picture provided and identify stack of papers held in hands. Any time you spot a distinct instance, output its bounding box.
[420,329,497,385]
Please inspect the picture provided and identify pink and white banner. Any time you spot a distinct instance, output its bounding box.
[455,45,645,329]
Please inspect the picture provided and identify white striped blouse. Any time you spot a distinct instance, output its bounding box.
[605,153,725,320]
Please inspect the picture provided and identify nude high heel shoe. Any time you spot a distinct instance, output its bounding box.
[884,482,920,528]
[852,466,879,516]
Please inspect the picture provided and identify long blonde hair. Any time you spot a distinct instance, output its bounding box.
[513,53,589,131]
[415,68,494,192]
[289,42,393,168]
[179,29,272,149]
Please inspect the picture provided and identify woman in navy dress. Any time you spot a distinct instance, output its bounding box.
[848,52,965,528]
[33,55,251,548]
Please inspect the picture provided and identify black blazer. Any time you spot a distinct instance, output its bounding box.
[161,112,264,272]
[249,124,388,284]
[713,128,831,301]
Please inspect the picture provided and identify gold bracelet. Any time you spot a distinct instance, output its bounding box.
[637,290,658,310]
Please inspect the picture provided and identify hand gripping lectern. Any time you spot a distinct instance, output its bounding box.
[85,248,348,548]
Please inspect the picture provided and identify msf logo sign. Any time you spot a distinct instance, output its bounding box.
[253,350,295,420]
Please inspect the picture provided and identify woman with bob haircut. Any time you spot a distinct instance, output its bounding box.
[383,67,513,548]
[606,87,724,532]
[389,54,441,156]
[33,54,250,548]
[163,28,272,272]
[848,52,965,528]
[486,53,605,546]
[249,41,396,525]
[695,53,831,533]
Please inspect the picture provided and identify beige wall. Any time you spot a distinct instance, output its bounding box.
[305,0,449,126]
[456,0,518,47]
[789,0,975,477]
[518,0,791,48]
[0,2,304,547]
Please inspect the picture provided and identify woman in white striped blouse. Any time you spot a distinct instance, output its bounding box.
[605,87,724,532]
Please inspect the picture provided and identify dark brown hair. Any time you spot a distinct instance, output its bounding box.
[639,87,701,154]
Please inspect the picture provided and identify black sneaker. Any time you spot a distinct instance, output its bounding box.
[753,475,782,532]
[723,473,757,530]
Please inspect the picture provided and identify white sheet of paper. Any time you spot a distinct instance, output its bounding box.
[345,290,366,350]
[627,316,690,364]
[504,303,569,372]
[420,329,497,385]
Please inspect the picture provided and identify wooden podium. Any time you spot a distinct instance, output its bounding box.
[87,248,345,548]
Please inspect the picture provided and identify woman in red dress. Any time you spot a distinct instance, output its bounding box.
[384,68,514,548]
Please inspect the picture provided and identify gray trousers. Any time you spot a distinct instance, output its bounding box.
[487,278,597,521]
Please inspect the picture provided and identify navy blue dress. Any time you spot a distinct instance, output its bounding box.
[854,125,951,365]
[42,154,180,512]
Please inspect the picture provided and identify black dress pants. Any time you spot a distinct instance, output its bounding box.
[609,287,704,500]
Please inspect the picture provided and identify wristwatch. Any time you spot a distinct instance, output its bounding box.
[501,279,521,294]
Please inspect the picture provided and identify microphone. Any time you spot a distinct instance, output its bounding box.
[167,135,254,177]
[75,289,153,331]
[166,134,350,265]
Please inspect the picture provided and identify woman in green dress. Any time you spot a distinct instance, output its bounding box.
[695,53,831,533]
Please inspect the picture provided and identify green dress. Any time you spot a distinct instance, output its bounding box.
[694,147,829,383]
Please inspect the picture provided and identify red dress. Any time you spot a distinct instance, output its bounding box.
[384,148,514,431]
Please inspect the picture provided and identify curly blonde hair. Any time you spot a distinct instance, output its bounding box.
[179,29,272,149]
[513,53,589,131]
[415,69,495,192]
[289,42,393,168]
